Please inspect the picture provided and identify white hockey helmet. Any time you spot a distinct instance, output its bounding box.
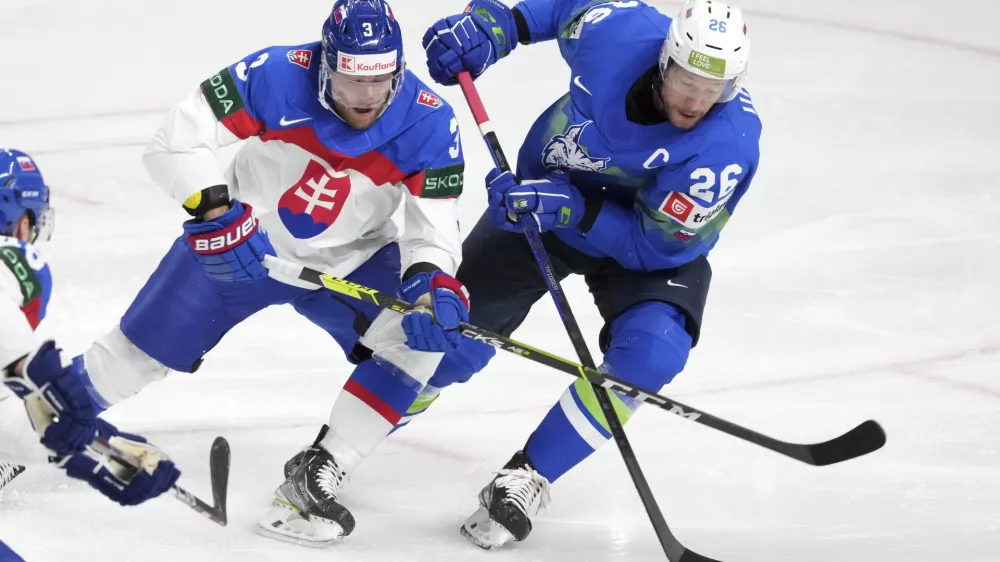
[660,0,750,103]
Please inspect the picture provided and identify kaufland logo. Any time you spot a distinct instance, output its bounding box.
[337,51,397,76]
[357,60,395,73]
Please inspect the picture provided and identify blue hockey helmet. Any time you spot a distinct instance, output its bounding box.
[319,0,405,119]
[0,149,54,243]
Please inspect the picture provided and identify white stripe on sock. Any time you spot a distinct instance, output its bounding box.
[558,391,608,451]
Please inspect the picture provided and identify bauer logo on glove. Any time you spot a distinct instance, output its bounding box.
[188,206,261,254]
[182,200,275,282]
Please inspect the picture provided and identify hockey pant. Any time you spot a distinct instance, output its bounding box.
[74,238,448,476]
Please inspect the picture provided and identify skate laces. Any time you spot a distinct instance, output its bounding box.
[495,467,551,516]
[0,463,24,488]
[315,459,346,500]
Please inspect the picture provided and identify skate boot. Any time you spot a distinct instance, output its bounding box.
[256,428,355,547]
[461,450,551,550]
[0,463,24,492]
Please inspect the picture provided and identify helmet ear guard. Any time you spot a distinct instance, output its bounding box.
[660,0,751,103]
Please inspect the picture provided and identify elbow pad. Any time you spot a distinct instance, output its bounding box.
[182,184,230,218]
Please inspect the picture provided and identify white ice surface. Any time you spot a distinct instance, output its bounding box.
[2,1,999,561]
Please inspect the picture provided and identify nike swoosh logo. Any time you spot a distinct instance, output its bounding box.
[666,280,688,288]
[573,76,592,96]
[279,116,312,127]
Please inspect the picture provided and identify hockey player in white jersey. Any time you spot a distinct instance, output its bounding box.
[0,148,179,512]
[68,0,487,545]
[0,148,52,490]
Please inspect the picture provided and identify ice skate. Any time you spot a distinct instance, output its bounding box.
[461,451,551,550]
[256,429,355,547]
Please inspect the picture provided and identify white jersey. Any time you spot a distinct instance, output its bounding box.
[0,287,34,371]
[143,44,466,285]
[0,238,49,370]
[0,238,52,465]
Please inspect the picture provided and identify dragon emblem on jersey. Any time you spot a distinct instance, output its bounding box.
[542,121,610,173]
[277,160,352,239]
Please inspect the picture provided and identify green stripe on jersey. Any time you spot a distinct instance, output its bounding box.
[200,68,246,121]
[421,163,464,198]
[0,246,41,306]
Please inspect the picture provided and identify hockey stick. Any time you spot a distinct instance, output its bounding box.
[5,370,232,525]
[451,73,884,465]
[452,71,702,562]
[91,436,231,526]
[271,255,885,467]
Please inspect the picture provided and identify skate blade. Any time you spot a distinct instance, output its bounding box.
[460,506,515,550]
[256,503,346,548]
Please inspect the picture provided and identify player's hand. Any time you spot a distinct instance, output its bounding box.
[423,0,519,85]
[57,419,180,507]
[397,271,470,352]
[183,199,275,282]
[2,341,101,457]
[486,169,586,233]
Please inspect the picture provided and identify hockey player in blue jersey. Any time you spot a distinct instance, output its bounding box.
[414,0,763,548]
[68,0,482,546]
[0,149,178,525]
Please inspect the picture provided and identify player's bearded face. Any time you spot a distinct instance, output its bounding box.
[329,71,393,130]
[661,65,727,130]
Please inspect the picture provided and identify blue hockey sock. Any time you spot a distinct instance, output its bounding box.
[525,302,692,482]
[525,378,635,482]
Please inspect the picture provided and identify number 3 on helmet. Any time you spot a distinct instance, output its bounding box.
[320,0,406,117]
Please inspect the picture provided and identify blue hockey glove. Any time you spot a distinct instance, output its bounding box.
[58,419,180,507]
[486,169,586,233]
[2,341,100,457]
[423,0,519,85]
[183,200,275,282]
[0,540,24,562]
[397,271,471,352]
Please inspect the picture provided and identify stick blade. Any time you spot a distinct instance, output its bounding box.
[676,547,724,562]
[806,419,886,466]
[209,437,231,526]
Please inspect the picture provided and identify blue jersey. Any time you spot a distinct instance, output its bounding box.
[0,236,52,329]
[0,539,25,562]
[514,0,762,271]
[211,42,462,184]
